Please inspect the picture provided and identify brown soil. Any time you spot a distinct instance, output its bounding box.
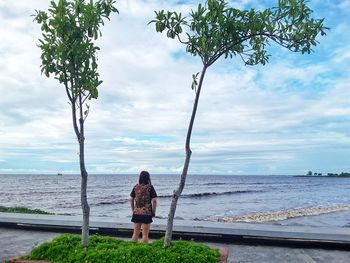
[8,260,51,263]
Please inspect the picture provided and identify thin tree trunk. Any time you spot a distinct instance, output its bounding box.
[79,135,90,247]
[69,63,90,247]
[78,89,90,248]
[164,65,207,247]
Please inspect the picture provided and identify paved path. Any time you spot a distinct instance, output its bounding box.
[0,228,59,262]
[1,228,349,263]
[1,213,350,248]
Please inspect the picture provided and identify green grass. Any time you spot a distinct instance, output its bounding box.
[0,206,53,215]
[25,234,220,263]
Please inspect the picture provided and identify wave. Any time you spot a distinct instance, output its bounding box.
[211,205,350,223]
[158,190,261,199]
[153,215,184,220]
[61,190,260,207]
[184,182,229,187]
[92,199,129,206]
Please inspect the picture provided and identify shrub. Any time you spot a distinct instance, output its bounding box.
[26,234,219,263]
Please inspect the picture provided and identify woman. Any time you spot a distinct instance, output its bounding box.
[130,171,157,243]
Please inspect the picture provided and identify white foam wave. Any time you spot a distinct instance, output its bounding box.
[215,205,350,223]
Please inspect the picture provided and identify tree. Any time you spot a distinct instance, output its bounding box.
[150,0,327,247]
[33,0,118,247]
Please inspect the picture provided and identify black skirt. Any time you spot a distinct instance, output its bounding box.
[131,214,153,224]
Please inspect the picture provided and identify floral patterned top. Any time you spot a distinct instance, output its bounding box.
[130,184,157,216]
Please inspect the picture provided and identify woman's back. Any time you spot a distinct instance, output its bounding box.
[132,183,156,216]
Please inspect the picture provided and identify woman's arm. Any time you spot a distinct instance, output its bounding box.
[151,198,157,216]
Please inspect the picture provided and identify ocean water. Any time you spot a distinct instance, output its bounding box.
[0,174,349,227]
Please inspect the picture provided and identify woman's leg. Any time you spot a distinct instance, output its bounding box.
[141,223,150,243]
[131,223,142,242]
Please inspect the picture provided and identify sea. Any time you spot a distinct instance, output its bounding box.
[1,174,350,227]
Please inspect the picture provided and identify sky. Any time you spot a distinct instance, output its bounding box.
[0,0,350,175]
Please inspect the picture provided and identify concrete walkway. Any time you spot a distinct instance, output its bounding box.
[1,228,349,263]
[1,213,350,249]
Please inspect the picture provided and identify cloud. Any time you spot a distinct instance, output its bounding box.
[332,48,350,64]
[0,0,350,175]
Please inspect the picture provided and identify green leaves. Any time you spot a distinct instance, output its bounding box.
[34,0,118,105]
[150,0,327,68]
[150,10,186,38]
[191,72,200,92]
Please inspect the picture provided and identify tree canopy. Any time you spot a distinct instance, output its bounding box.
[151,0,327,69]
[34,0,118,104]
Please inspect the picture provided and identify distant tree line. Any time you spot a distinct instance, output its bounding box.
[306,171,350,177]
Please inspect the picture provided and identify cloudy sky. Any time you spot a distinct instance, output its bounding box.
[0,0,350,175]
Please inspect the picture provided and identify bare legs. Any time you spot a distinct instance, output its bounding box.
[141,223,150,243]
[131,223,151,243]
[131,223,141,242]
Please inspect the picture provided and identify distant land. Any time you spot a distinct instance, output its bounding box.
[295,172,350,178]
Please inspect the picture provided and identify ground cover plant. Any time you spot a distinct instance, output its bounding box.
[0,206,53,215]
[25,234,220,263]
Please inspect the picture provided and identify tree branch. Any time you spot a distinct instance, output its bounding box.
[81,92,91,105]
[207,28,309,67]
[63,67,73,102]
[176,33,188,45]
[207,34,252,66]
[238,53,248,64]
[71,96,81,140]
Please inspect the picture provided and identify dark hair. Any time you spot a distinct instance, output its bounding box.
[139,171,151,185]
